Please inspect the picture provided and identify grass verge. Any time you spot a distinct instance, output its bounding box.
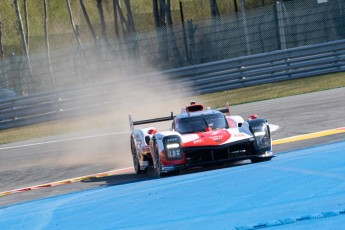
[198,72,345,108]
[0,72,344,145]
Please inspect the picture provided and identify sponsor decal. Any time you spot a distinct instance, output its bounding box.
[211,131,220,135]
[209,135,224,141]
[233,133,246,138]
[193,139,204,144]
[184,130,231,147]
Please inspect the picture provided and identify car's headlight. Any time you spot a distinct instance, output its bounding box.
[163,136,183,160]
[251,123,270,149]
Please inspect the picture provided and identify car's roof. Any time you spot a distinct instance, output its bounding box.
[176,109,222,119]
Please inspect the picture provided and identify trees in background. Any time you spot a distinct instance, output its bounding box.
[66,0,82,47]
[153,0,174,28]
[24,0,29,52]
[8,0,230,59]
[13,0,30,61]
[79,0,97,42]
[210,0,220,18]
[112,0,135,37]
[4,0,283,59]
[153,0,182,66]
[13,0,33,87]
[43,0,54,88]
[0,22,4,60]
[97,0,108,39]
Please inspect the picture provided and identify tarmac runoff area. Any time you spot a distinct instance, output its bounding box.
[0,126,344,198]
[1,131,345,229]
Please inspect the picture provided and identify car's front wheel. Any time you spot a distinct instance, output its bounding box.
[154,144,164,177]
[131,136,142,174]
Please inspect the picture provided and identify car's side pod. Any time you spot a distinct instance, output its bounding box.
[247,118,272,153]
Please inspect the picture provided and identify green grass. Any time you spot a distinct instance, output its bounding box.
[0,71,344,145]
[198,72,345,108]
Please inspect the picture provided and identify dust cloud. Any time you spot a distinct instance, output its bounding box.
[51,63,194,167]
[1,59,195,175]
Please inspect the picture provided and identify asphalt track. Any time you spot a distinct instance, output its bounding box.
[1,139,345,229]
[0,87,344,208]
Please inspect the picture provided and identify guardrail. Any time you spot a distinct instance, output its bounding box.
[0,39,344,130]
[167,39,345,94]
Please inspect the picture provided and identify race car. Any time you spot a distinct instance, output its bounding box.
[129,102,278,176]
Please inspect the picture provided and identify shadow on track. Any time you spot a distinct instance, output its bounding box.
[81,160,252,187]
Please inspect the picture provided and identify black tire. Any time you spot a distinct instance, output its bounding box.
[154,148,180,177]
[154,144,164,177]
[251,157,273,163]
[131,136,142,174]
[167,170,180,176]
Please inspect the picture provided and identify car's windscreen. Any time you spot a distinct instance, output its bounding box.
[177,113,229,134]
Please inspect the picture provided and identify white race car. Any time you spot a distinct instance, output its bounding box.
[129,102,278,176]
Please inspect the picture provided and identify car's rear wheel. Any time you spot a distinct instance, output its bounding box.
[131,136,142,174]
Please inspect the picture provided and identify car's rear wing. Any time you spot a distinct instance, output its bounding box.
[216,103,231,115]
[129,112,174,131]
[128,102,230,131]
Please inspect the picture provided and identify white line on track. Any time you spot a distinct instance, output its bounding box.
[2,126,344,150]
[0,131,130,150]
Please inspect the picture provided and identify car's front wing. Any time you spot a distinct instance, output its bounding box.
[182,138,258,167]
